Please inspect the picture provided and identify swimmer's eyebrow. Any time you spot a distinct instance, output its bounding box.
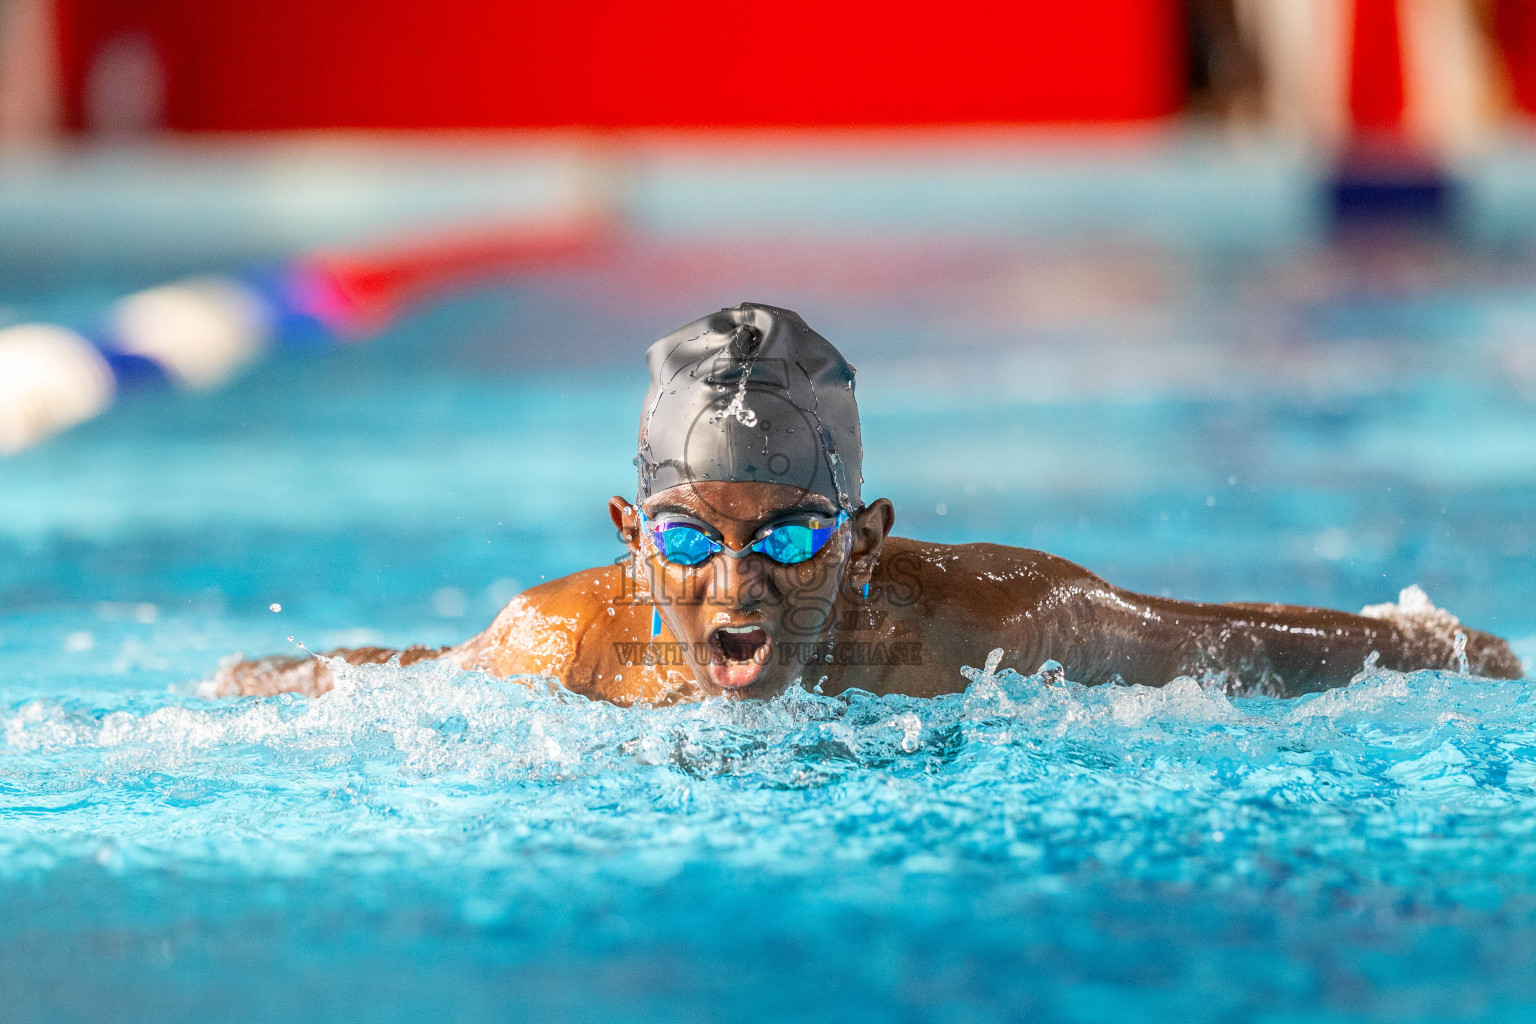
[760,502,840,521]
[646,502,705,519]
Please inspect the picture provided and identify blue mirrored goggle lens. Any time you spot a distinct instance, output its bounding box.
[654,524,720,565]
[754,523,831,564]
[645,513,844,566]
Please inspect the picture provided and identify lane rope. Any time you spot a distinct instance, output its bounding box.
[0,211,608,455]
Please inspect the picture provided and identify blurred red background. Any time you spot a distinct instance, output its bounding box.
[53,0,1187,130]
[34,0,1536,135]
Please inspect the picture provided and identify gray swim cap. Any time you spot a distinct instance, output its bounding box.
[636,303,862,513]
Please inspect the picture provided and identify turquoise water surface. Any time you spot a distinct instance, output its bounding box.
[4,230,1536,1022]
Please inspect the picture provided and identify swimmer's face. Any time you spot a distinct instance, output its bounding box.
[609,482,892,699]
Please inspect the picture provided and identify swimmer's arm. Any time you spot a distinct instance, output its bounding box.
[455,570,613,685]
[210,644,448,698]
[1205,599,1521,685]
[213,567,618,698]
[212,601,578,699]
[1050,575,1522,694]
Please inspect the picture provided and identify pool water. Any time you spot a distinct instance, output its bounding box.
[4,229,1536,1022]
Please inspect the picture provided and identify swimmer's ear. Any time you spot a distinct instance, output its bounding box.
[849,499,894,571]
[609,496,642,552]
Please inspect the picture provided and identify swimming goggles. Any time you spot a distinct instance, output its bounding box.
[638,510,849,567]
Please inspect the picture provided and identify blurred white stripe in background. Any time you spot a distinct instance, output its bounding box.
[0,138,605,270]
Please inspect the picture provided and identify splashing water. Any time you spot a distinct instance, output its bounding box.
[6,651,1536,1022]
[6,233,1536,1022]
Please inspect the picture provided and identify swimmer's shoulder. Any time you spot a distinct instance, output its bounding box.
[870,538,1109,679]
[880,536,1105,612]
[453,565,633,680]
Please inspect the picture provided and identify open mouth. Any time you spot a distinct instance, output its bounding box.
[707,625,771,690]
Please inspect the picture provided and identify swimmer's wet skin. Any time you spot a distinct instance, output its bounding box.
[216,303,1522,703]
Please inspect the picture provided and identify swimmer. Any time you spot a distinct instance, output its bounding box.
[217,303,1522,703]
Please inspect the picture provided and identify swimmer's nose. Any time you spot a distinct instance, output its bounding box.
[711,550,770,610]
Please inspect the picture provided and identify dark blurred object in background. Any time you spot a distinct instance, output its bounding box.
[1185,0,1266,123]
